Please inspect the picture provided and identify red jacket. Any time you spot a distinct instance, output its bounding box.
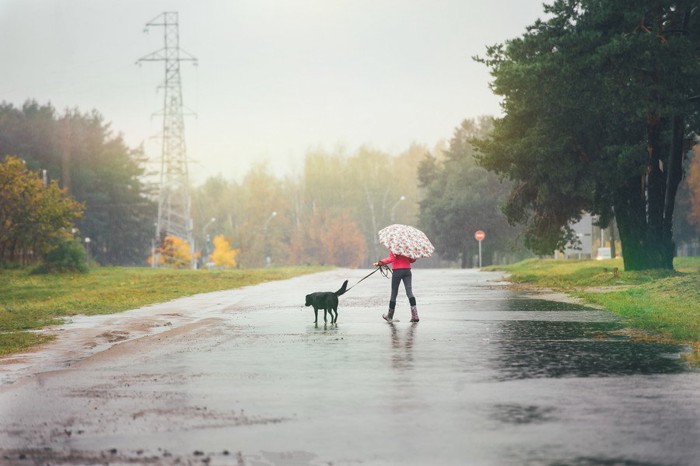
[378,251,415,269]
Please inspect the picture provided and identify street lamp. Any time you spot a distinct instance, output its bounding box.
[84,237,91,261]
[390,195,406,223]
[151,222,158,268]
[263,211,277,231]
[263,211,277,267]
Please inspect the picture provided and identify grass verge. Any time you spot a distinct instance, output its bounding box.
[486,257,700,363]
[0,266,328,356]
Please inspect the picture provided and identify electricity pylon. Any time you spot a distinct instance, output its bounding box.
[137,11,197,266]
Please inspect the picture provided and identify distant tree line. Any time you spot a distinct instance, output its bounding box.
[1,99,528,270]
[4,88,699,272]
[190,145,426,268]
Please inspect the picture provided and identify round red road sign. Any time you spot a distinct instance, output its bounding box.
[474,230,485,241]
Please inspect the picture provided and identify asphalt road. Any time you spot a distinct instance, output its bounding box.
[0,268,698,466]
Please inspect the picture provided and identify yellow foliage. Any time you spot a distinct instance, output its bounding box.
[209,234,239,269]
[147,235,194,268]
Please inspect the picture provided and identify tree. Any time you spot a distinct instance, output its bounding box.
[58,110,156,265]
[321,212,368,267]
[0,155,84,264]
[474,1,700,270]
[289,210,367,267]
[0,101,156,266]
[149,235,194,268]
[32,239,89,274]
[235,163,292,267]
[209,235,239,269]
[419,119,526,267]
[191,176,242,259]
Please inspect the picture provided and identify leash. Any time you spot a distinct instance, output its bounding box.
[345,264,391,293]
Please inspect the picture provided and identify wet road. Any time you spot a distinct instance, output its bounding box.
[0,269,698,465]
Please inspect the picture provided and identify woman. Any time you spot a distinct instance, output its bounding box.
[374,251,419,322]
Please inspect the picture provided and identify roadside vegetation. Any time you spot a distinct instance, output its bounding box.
[0,266,327,356]
[487,258,700,361]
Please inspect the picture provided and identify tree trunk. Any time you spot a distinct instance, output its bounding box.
[646,114,666,250]
[614,171,675,271]
[608,113,678,271]
[661,114,686,267]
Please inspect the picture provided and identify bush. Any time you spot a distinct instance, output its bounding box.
[32,239,89,274]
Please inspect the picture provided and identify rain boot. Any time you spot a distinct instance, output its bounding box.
[410,306,419,322]
[383,301,396,322]
[409,297,419,322]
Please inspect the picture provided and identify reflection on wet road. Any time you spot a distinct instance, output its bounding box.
[0,269,697,465]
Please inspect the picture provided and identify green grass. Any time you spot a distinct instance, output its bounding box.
[488,257,681,287]
[487,257,700,346]
[0,266,328,356]
[576,272,700,341]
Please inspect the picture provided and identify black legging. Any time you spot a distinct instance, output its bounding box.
[389,268,415,309]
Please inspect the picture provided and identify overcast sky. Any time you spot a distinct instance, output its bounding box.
[1,0,545,183]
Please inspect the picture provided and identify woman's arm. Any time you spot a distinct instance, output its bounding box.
[374,252,395,267]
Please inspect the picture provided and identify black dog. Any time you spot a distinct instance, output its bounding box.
[304,280,348,325]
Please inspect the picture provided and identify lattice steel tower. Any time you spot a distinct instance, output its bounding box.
[138,12,197,259]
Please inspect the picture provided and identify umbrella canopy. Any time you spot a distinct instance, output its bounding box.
[378,224,435,260]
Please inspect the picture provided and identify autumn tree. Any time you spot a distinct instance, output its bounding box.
[289,210,367,267]
[0,155,83,264]
[149,235,194,269]
[320,212,367,267]
[209,235,239,269]
[475,1,700,270]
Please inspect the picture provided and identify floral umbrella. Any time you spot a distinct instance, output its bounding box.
[378,224,435,260]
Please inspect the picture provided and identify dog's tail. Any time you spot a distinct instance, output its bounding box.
[335,280,349,297]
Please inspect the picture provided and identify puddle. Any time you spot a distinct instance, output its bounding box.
[486,296,689,380]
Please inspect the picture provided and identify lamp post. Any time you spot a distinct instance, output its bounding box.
[84,237,91,262]
[263,211,277,267]
[390,195,405,223]
[151,222,158,268]
[200,217,216,269]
